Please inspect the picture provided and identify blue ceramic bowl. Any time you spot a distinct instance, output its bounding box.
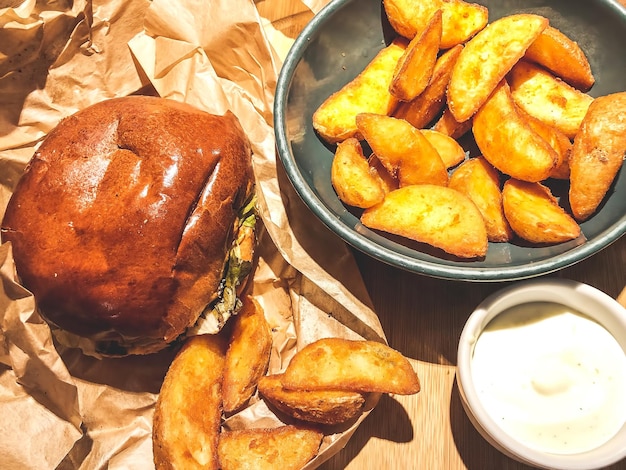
[274,0,626,281]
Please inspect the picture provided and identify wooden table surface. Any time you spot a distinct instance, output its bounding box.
[256,0,626,468]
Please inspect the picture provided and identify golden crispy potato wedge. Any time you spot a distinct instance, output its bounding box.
[331,138,386,208]
[218,426,323,470]
[258,374,366,425]
[472,80,558,182]
[153,335,228,470]
[356,113,448,187]
[524,25,594,91]
[394,44,463,129]
[449,157,513,242]
[502,179,581,244]
[223,296,272,413]
[448,14,549,122]
[432,106,473,139]
[282,338,420,395]
[368,154,399,194]
[383,0,488,49]
[438,0,489,49]
[517,106,572,180]
[421,129,466,169]
[390,10,442,102]
[312,38,406,143]
[569,92,626,221]
[549,152,572,180]
[361,185,488,258]
[508,60,594,139]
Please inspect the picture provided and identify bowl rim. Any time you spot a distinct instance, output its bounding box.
[273,0,626,282]
[456,278,626,469]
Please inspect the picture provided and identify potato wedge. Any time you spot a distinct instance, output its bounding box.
[222,296,272,413]
[282,338,420,395]
[449,157,513,242]
[472,80,558,182]
[356,113,448,187]
[502,179,581,244]
[368,154,399,194]
[508,60,594,139]
[448,14,549,122]
[394,44,463,129]
[383,0,488,50]
[421,129,466,169]
[331,138,386,208]
[390,9,442,102]
[517,105,572,180]
[153,335,228,470]
[312,38,406,143]
[549,151,572,180]
[218,426,323,470]
[524,25,594,91]
[438,0,489,49]
[432,106,473,139]
[361,184,488,258]
[569,92,626,221]
[258,374,366,425]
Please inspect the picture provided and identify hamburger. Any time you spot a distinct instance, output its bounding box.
[0,96,257,356]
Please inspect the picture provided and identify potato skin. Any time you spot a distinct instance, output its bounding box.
[312,39,406,143]
[517,106,573,180]
[568,92,626,221]
[394,44,463,129]
[222,296,272,413]
[362,184,488,259]
[258,374,366,425]
[421,129,466,169]
[389,9,442,102]
[218,426,323,470]
[472,80,558,183]
[524,25,595,91]
[449,157,513,242]
[282,338,421,395]
[356,113,449,187]
[508,60,594,139]
[331,138,386,209]
[152,335,228,470]
[503,179,581,244]
[433,106,472,139]
[383,0,487,50]
[448,13,548,122]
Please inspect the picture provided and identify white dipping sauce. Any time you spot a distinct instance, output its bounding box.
[471,301,626,454]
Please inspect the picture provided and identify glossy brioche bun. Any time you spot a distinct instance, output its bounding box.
[1,96,255,355]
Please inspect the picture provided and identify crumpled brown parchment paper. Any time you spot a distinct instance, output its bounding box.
[0,0,386,468]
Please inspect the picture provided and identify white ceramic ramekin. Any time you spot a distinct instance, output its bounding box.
[457,278,626,470]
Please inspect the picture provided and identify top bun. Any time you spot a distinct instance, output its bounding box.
[1,96,255,355]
